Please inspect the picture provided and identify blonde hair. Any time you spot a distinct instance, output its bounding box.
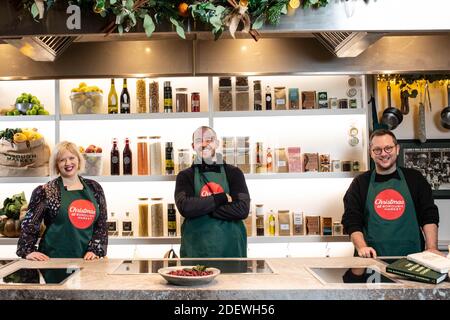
[50,141,85,176]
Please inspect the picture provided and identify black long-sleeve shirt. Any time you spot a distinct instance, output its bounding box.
[174,161,250,221]
[342,167,439,237]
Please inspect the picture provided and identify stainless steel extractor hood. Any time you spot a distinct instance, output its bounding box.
[313,32,384,57]
[4,36,77,61]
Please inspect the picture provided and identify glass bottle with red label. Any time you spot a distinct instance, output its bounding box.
[110,138,120,175]
[123,137,132,175]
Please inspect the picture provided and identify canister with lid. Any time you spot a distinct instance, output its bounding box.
[151,197,164,237]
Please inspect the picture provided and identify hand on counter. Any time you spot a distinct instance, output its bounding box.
[84,251,99,260]
[356,246,377,259]
[425,248,446,257]
[26,252,50,261]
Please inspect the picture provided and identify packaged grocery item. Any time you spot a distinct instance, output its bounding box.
[301,91,316,109]
[303,153,319,172]
[287,147,302,172]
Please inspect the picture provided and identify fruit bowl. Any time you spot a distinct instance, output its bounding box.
[70,92,103,114]
[15,103,34,115]
[158,266,220,286]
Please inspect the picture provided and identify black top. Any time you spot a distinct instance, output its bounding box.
[342,167,439,236]
[174,157,250,221]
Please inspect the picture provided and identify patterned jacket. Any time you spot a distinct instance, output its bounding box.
[16,176,108,258]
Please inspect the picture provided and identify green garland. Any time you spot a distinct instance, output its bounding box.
[20,0,330,39]
[378,74,450,99]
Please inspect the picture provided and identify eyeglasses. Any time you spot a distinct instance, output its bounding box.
[371,145,396,155]
[193,137,215,144]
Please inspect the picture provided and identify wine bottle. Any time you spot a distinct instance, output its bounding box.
[108,79,118,114]
[120,78,130,113]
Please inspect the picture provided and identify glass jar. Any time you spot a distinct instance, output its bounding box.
[151,197,164,237]
[136,79,147,113]
[149,81,159,113]
[177,148,191,173]
[149,136,162,175]
[255,204,264,236]
[138,197,149,237]
[253,80,262,111]
[218,77,232,111]
[333,221,343,236]
[137,136,149,175]
[236,76,249,111]
[175,88,188,112]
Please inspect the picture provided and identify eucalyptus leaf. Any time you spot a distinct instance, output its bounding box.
[31,3,39,18]
[118,24,124,35]
[125,0,134,11]
[215,6,225,16]
[130,12,136,26]
[143,14,155,37]
[252,14,265,30]
[210,16,222,29]
[110,0,117,5]
[281,4,287,15]
[170,17,186,39]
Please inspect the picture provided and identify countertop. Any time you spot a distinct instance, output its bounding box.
[0,257,449,300]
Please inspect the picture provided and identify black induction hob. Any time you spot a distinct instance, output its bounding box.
[112,259,274,275]
[0,268,81,285]
[308,267,397,284]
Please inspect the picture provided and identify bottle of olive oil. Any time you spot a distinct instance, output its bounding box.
[108,79,118,114]
[268,210,276,236]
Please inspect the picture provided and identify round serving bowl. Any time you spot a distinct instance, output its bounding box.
[15,103,34,115]
[158,266,220,286]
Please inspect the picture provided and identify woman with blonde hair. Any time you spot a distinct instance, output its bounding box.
[17,141,108,260]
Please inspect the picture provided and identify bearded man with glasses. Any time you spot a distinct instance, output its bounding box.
[342,129,443,258]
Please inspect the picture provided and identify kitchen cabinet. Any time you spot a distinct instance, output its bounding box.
[0,74,369,255]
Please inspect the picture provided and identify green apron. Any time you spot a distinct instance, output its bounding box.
[180,166,247,258]
[363,168,422,256]
[39,177,100,258]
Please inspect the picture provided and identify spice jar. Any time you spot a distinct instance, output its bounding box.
[149,81,159,113]
[150,197,164,237]
[219,77,232,111]
[137,136,149,175]
[138,197,149,236]
[175,88,188,112]
[149,136,162,175]
[136,79,146,113]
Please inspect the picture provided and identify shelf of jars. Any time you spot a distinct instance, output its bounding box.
[0,235,350,245]
[59,112,209,121]
[212,109,366,118]
[0,172,362,184]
